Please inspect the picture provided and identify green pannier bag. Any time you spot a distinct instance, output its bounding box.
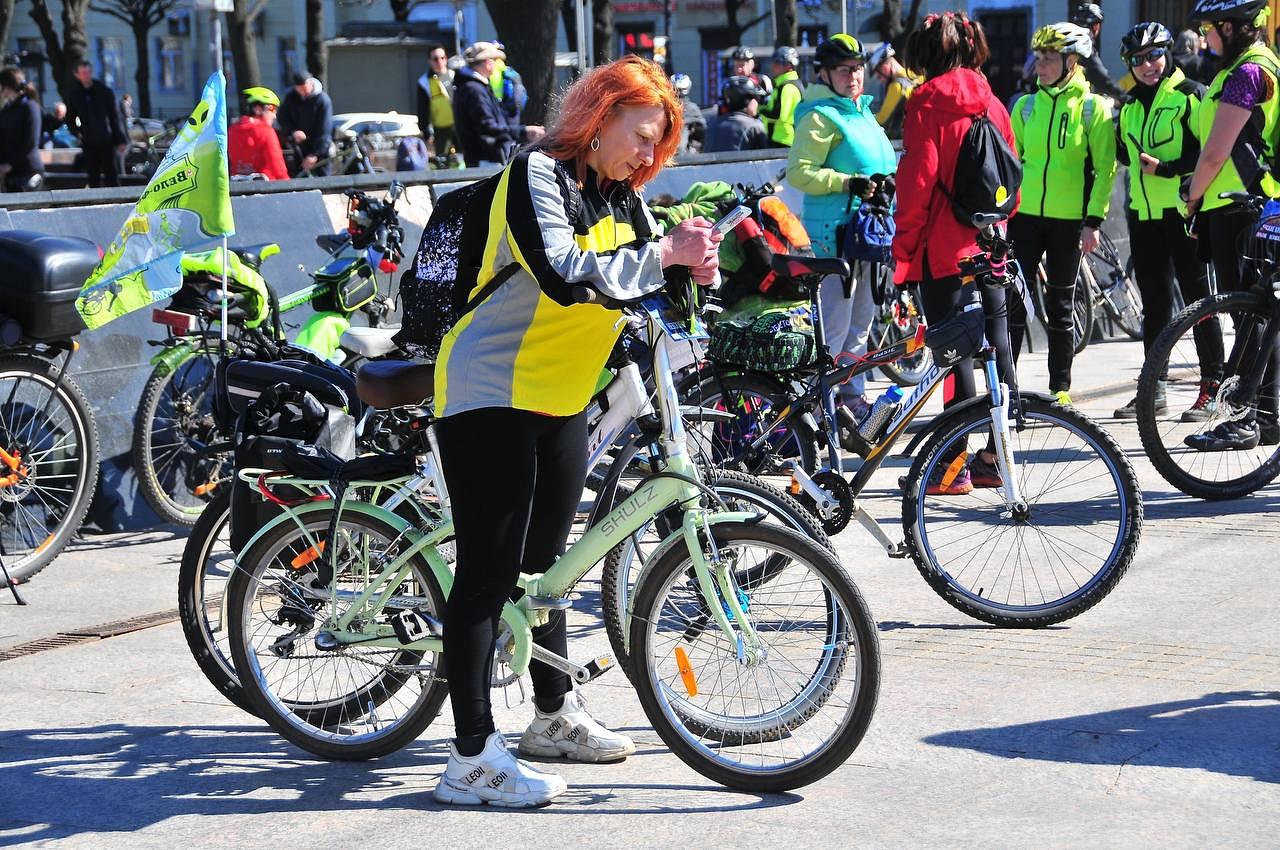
[708,300,816,373]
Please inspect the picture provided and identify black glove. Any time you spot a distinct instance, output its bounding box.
[847,174,873,197]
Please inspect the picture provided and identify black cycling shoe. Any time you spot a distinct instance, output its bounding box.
[1184,420,1260,452]
[1261,416,1280,447]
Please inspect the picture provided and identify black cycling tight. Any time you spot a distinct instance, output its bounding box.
[434,406,585,755]
[1008,213,1083,393]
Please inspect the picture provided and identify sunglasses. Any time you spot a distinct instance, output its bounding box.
[829,63,865,77]
[1128,47,1168,67]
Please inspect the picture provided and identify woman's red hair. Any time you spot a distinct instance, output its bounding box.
[543,55,682,189]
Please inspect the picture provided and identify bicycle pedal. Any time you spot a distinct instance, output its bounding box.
[583,655,617,682]
[886,542,909,559]
[390,608,441,643]
[525,596,572,611]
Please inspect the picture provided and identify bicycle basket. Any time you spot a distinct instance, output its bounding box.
[924,300,984,366]
[708,308,817,373]
[1243,199,1280,272]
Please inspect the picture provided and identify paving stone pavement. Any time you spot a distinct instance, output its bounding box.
[1,333,1277,849]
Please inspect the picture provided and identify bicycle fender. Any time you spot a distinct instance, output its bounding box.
[627,511,766,601]
[900,391,1055,456]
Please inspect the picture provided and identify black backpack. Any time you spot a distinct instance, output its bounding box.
[945,111,1022,226]
[394,158,581,361]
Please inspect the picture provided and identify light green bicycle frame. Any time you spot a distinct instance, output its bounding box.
[236,306,767,680]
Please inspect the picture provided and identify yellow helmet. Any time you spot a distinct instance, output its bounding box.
[242,86,280,107]
[1031,22,1094,58]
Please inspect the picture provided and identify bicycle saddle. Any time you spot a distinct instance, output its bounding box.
[770,253,850,280]
[231,242,280,270]
[342,326,400,359]
[356,360,435,409]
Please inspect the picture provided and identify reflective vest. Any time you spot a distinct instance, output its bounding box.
[1199,41,1280,213]
[1118,68,1200,220]
[761,70,803,146]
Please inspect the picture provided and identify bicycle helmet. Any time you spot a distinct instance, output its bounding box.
[1072,3,1104,26]
[670,72,692,96]
[1031,22,1095,58]
[814,33,866,68]
[731,46,754,61]
[242,86,280,107]
[868,43,895,71]
[1189,0,1269,25]
[720,75,767,111]
[771,45,799,67]
[1121,22,1174,58]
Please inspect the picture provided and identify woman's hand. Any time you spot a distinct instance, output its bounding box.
[659,217,723,286]
[1080,225,1099,255]
[844,174,876,198]
[1138,152,1160,175]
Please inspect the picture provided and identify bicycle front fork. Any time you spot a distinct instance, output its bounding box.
[982,349,1027,513]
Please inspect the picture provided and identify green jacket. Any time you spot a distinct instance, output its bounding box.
[1199,41,1280,213]
[760,70,803,146]
[1118,68,1203,220]
[1012,68,1117,225]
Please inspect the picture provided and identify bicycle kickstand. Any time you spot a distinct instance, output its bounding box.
[0,555,27,605]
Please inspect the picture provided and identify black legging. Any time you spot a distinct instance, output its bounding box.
[917,272,1017,407]
[1128,209,1222,380]
[82,143,119,188]
[434,406,584,754]
[1008,213,1083,393]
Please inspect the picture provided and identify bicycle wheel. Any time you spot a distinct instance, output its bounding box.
[679,371,820,479]
[902,396,1141,626]
[601,469,831,676]
[133,334,237,526]
[0,355,99,588]
[1072,267,1094,354]
[1099,257,1144,340]
[628,521,879,792]
[226,509,450,760]
[177,488,256,714]
[870,278,932,386]
[1136,291,1280,500]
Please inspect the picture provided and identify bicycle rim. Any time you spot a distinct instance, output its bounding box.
[905,398,1140,625]
[630,522,879,791]
[229,512,448,759]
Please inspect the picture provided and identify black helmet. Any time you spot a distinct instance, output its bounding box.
[814,33,865,68]
[1072,3,1104,26]
[720,74,767,110]
[772,45,799,67]
[1121,21,1174,57]
[731,46,754,61]
[1189,0,1269,25]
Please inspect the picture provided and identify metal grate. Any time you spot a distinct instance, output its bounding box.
[0,633,98,662]
[0,608,180,662]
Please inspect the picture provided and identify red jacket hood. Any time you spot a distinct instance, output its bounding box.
[909,68,996,117]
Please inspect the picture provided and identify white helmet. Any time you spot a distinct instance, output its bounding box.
[869,43,895,70]
[1031,22,1095,59]
[670,73,692,96]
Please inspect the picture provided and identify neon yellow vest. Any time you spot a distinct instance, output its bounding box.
[1199,41,1280,212]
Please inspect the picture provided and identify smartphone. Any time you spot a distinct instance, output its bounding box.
[712,205,752,235]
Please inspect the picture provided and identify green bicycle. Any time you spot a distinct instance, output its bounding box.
[224,290,880,792]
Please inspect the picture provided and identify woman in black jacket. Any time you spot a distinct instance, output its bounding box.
[0,68,43,192]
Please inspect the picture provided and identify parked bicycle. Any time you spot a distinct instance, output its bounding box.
[682,215,1143,626]
[133,183,406,526]
[0,232,102,596]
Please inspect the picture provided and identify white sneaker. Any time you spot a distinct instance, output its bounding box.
[433,731,567,808]
[518,690,636,763]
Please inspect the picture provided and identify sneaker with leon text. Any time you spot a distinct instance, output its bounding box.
[433,731,567,808]
[519,690,636,763]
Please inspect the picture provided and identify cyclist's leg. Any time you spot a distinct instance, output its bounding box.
[1007,213,1048,367]
[818,272,859,402]
[917,272,977,406]
[435,407,544,756]
[1129,212,1177,360]
[843,261,879,399]
[1165,210,1223,380]
[1041,218,1085,394]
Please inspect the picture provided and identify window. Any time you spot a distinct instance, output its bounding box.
[97,37,126,95]
[157,37,185,93]
[168,10,191,37]
[279,37,299,90]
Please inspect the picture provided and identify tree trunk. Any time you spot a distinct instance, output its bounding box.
[560,0,576,55]
[0,0,16,59]
[305,0,326,82]
[226,2,262,91]
[881,0,924,49]
[132,21,153,116]
[592,0,613,65]
[485,0,558,124]
[774,0,796,46]
[30,0,90,102]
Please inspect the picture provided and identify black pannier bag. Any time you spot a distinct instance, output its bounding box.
[0,230,94,341]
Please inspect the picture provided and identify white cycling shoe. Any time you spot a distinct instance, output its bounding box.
[518,690,636,763]
[433,731,567,808]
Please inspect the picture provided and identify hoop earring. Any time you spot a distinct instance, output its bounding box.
[590,137,600,151]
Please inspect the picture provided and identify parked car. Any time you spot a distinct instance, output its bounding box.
[331,112,422,152]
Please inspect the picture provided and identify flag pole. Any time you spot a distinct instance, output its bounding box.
[212,8,229,344]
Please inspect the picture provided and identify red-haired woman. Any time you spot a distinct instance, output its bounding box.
[894,12,1018,495]
[431,56,721,807]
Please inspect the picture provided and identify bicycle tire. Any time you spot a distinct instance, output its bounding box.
[0,354,99,588]
[1136,291,1280,500]
[227,509,450,760]
[133,334,238,526]
[176,488,256,714]
[871,276,932,386]
[628,521,879,792]
[678,371,820,478]
[601,468,831,677]
[1072,267,1094,354]
[902,395,1141,626]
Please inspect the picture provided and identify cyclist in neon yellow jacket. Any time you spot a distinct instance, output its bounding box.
[1182,0,1280,451]
[1010,21,1117,403]
[760,45,804,146]
[1113,21,1221,421]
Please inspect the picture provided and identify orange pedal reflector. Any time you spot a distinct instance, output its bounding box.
[789,474,802,496]
[940,452,969,489]
[194,480,218,497]
[674,646,698,697]
[290,541,326,570]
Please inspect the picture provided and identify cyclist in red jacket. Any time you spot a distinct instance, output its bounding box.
[228,87,288,181]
